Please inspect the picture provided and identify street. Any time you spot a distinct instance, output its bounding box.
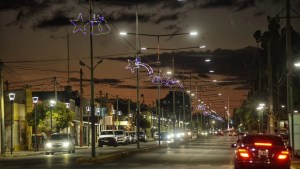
[0,136,237,169]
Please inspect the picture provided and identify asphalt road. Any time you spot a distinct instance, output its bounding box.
[0,136,238,169]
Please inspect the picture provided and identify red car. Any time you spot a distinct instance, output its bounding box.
[232,134,290,169]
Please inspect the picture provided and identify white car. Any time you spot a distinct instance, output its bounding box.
[98,130,127,147]
[45,133,75,155]
[114,130,127,145]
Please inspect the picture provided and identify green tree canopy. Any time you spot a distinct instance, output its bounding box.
[26,100,75,133]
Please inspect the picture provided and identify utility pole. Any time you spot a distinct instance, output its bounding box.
[53,77,57,101]
[182,69,186,130]
[135,0,141,149]
[116,95,119,130]
[128,100,131,130]
[0,62,5,155]
[267,41,274,134]
[227,96,230,130]
[189,73,193,132]
[79,68,83,147]
[172,51,176,136]
[286,0,294,158]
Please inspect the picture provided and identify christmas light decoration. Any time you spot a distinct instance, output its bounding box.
[125,58,154,75]
[70,13,111,36]
[125,58,184,89]
[70,13,88,35]
[90,14,111,35]
[196,103,206,111]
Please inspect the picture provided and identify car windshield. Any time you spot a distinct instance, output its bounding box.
[49,134,69,140]
[101,131,114,135]
[115,131,124,135]
[242,135,284,146]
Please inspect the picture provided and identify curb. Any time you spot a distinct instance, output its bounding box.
[0,151,44,158]
[76,145,167,164]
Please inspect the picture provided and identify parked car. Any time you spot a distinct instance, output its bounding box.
[125,131,133,144]
[45,133,75,155]
[98,130,118,147]
[153,132,159,140]
[138,131,147,142]
[128,131,137,143]
[114,130,127,145]
[231,134,290,169]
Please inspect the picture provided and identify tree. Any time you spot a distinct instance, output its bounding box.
[26,100,75,133]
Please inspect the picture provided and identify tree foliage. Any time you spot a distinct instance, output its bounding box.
[26,100,75,133]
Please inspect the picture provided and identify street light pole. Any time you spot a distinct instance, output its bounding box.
[88,0,96,157]
[49,100,56,133]
[32,97,39,152]
[0,62,5,155]
[86,106,91,147]
[9,93,15,154]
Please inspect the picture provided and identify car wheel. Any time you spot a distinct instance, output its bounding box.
[46,152,49,155]
[72,149,75,153]
[113,142,118,147]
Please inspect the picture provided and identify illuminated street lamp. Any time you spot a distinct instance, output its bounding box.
[8,93,15,154]
[32,97,39,152]
[117,111,122,130]
[257,103,265,133]
[65,102,70,109]
[49,100,56,133]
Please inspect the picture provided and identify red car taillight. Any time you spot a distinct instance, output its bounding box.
[277,151,289,160]
[238,148,250,158]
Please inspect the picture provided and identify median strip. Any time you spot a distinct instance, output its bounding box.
[76,145,166,164]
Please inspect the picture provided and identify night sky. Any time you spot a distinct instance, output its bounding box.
[1,0,300,117]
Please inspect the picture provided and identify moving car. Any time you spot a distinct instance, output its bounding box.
[232,134,290,169]
[45,133,75,155]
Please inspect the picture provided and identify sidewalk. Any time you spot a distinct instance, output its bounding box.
[0,146,90,158]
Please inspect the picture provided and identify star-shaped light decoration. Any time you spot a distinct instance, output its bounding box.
[125,58,154,75]
[70,13,89,35]
[125,59,138,73]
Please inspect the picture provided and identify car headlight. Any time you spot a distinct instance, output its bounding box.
[62,142,70,147]
[46,143,52,148]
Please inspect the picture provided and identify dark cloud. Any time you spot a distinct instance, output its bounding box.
[164,24,183,32]
[1,0,276,30]
[0,0,41,11]
[107,47,259,84]
[114,83,173,90]
[70,77,122,85]
[154,13,180,24]
[108,12,152,23]
[198,0,256,11]
[34,11,70,28]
